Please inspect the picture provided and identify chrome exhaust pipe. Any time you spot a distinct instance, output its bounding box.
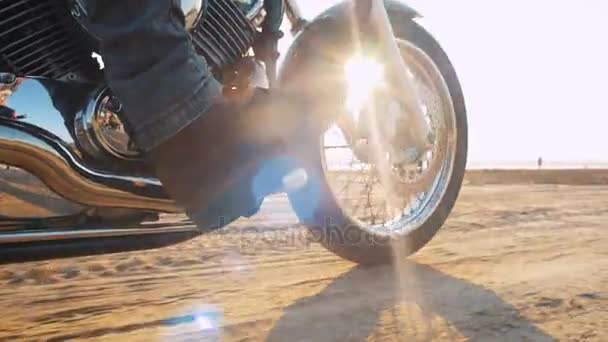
[0,119,180,212]
[0,78,180,213]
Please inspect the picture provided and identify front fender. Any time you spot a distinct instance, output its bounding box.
[279,0,420,88]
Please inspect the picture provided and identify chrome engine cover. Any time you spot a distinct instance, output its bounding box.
[74,87,143,161]
[181,0,206,30]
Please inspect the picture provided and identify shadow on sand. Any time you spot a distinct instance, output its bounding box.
[266,261,556,342]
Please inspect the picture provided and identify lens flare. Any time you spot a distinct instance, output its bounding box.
[282,168,308,192]
[344,55,385,115]
[194,314,216,331]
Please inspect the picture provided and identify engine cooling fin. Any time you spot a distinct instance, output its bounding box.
[0,0,255,80]
[191,0,257,71]
[0,0,100,82]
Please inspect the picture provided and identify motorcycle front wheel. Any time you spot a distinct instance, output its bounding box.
[283,1,468,265]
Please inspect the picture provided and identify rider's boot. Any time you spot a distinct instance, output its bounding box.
[147,89,306,230]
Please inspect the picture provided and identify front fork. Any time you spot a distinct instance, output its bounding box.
[284,0,433,156]
[366,0,432,155]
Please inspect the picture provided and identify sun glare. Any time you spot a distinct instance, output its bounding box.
[344,55,385,115]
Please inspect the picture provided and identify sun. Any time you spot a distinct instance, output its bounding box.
[344,55,386,115]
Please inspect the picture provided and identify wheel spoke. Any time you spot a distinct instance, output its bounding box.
[321,38,457,233]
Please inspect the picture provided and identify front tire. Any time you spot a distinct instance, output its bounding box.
[282,1,468,265]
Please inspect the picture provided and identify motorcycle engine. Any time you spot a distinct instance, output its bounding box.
[0,0,262,82]
[187,0,259,71]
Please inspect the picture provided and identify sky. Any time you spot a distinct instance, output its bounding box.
[290,0,608,166]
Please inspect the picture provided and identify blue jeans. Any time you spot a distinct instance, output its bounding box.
[84,0,222,151]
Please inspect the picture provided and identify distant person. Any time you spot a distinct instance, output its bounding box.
[537,157,543,170]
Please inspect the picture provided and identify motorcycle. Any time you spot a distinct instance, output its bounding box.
[0,0,467,264]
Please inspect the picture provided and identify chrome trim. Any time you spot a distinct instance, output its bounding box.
[0,224,197,244]
[0,78,180,213]
[74,87,142,161]
[246,0,265,20]
[182,0,205,31]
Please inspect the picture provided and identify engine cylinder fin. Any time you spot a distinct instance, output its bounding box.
[12,36,70,64]
[21,40,80,71]
[0,0,29,17]
[0,11,54,38]
[192,0,256,70]
[4,29,63,57]
[221,0,254,27]
[0,3,47,27]
[191,33,225,67]
[0,0,100,81]
[51,55,91,76]
[204,15,242,60]
[201,26,234,65]
[207,4,249,50]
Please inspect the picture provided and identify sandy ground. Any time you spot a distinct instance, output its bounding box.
[0,179,607,341]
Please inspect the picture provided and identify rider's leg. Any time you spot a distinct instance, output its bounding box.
[84,1,303,229]
[84,0,221,150]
